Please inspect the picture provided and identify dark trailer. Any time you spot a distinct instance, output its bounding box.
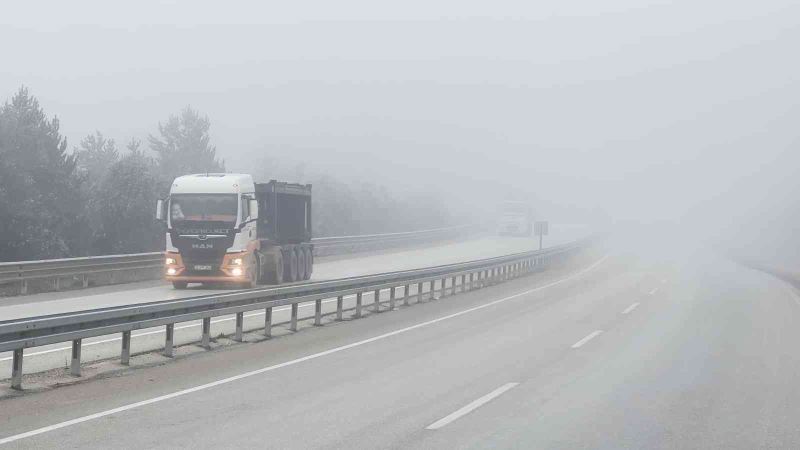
[255,180,312,244]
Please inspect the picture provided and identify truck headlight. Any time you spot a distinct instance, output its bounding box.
[231,267,243,277]
[231,258,243,266]
[166,268,177,275]
[165,257,176,265]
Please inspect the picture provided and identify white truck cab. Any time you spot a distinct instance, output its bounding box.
[157,174,259,288]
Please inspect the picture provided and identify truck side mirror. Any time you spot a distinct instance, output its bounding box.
[155,199,165,221]
[249,199,259,220]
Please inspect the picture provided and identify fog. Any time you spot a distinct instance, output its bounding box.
[3,0,799,262]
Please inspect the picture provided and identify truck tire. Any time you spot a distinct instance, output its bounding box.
[297,249,307,281]
[304,248,313,280]
[284,249,298,283]
[243,255,259,289]
[263,251,284,285]
[172,281,188,290]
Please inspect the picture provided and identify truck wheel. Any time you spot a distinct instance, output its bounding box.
[243,256,259,289]
[172,281,188,290]
[297,249,307,281]
[264,252,284,285]
[304,248,313,280]
[284,249,298,283]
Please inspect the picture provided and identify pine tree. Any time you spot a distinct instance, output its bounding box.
[93,139,162,254]
[148,106,224,188]
[75,131,119,181]
[0,87,85,261]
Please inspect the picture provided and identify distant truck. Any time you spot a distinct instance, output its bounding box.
[496,200,534,237]
[156,173,313,289]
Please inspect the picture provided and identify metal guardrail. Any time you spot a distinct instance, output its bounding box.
[311,225,475,256]
[0,237,590,390]
[0,225,477,296]
[0,253,164,295]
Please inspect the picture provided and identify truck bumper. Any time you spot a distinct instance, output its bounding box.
[165,275,248,284]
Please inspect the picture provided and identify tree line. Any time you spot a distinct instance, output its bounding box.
[0,87,451,262]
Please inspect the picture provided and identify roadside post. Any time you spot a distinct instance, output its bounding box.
[534,221,549,250]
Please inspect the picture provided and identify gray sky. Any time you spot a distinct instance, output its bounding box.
[3,0,799,234]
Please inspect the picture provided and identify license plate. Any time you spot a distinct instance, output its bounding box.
[194,265,213,271]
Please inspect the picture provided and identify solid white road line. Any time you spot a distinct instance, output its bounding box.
[621,302,640,315]
[0,254,608,446]
[571,330,603,349]
[648,287,659,295]
[426,383,519,430]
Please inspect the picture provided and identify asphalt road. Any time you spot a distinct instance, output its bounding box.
[3,243,797,449]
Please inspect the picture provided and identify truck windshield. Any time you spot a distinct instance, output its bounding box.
[170,194,238,224]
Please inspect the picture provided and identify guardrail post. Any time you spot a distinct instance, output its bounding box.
[452,276,457,295]
[291,303,299,331]
[460,274,466,293]
[469,272,474,290]
[82,274,89,288]
[429,280,436,300]
[355,292,363,318]
[70,339,82,376]
[374,289,381,313]
[165,324,175,357]
[404,285,410,306]
[53,277,60,291]
[440,278,447,298]
[265,307,273,337]
[315,299,322,325]
[11,349,23,390]
[389,287,396,310]
[417,282,424,302]
[336,296,344,320]
[201,317,211,349]
[235,312,244,341]
[121,331,131,365]
[19,279,28,295]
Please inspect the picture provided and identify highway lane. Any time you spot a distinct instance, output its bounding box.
[9,246,793,448]
[0,227,589,378]
[416,255,800,449]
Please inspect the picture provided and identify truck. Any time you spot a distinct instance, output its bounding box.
[496,200,534,237]
[155,173,313,289]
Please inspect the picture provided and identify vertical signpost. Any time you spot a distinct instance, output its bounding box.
[534,221,549,250]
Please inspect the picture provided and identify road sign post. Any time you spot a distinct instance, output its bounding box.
[534,221,549,250]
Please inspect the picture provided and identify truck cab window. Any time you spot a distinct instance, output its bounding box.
[241,196,250,221]
[169,194,238,224]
